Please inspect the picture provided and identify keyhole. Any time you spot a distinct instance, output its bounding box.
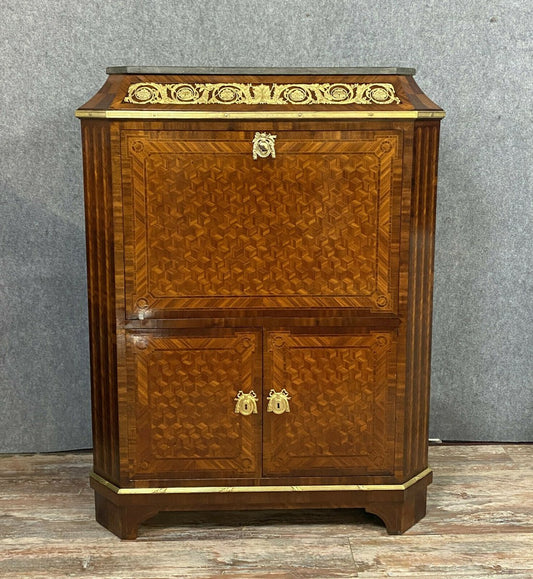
[277,402,281,409]
[244,403,249,411]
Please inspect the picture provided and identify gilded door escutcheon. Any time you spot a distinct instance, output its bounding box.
[234,390,258,415]
[267,389,291,414]
[252,132,277,160]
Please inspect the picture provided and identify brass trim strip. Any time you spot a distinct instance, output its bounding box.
[75,110,445,120]
[90,467,432,495]
[418,111,446,119]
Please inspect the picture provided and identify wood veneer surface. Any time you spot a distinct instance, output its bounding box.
[80,70,442,538]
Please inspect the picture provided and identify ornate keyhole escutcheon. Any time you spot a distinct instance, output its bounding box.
[267,389,291,415]
[252,132,277,160]
[234,390,259,415]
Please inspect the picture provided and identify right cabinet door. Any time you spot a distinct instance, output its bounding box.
[263,330,398,477]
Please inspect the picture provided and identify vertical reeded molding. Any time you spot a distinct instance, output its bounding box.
[405,120,441,478]
[81,120,120,484]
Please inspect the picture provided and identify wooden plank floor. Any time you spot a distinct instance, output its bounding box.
[0,445,531,578]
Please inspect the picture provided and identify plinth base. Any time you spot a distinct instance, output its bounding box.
[91,469,432,539]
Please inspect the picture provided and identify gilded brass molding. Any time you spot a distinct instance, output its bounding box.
[124,82,401,106]
[91,468,432,495]
[75,109,445,120]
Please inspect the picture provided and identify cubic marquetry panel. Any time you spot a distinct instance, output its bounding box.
[127,332,261,479]
[120,129,403,315]
[263,331,397,476]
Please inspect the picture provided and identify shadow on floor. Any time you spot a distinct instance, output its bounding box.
[138,508,384,540]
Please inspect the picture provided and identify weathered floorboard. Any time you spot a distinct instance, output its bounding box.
[0,445,531,578]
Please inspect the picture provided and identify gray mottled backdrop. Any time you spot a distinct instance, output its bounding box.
[1,1,531,452]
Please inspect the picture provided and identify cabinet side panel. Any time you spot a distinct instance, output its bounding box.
[82,120,120,483]
[405,121,441,477]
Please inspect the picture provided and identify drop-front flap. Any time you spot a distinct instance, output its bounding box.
[76,67,444,119]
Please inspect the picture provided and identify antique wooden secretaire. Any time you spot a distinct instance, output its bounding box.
[76,67,444,538]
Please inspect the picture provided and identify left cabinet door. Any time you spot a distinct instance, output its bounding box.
[126,331,262,480]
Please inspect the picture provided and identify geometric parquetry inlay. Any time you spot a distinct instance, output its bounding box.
[147,153,378,296]
[263,331,396,476]
[130,333,259,477]
[148,349,244,460]
[122,130,401,313]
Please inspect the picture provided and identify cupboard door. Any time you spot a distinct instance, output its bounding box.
[126,331,261,480]
[263,330,398,477]
[119,127,403,318]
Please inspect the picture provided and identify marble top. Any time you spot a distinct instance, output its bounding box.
[106,66,416,76]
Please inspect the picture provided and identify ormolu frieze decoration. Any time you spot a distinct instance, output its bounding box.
[124,82,400,106]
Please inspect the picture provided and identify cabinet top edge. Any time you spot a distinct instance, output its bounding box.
[77,68,445,116]
[106,66,417,76]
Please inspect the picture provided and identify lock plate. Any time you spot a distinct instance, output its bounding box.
[234,390,259,416]
[252,132,277,160]
[267,389,291,415]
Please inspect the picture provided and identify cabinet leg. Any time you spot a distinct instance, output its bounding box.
[94,492,158,540]
[365,486,428,535]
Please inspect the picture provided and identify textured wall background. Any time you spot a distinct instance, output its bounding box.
[0,0,531,452]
